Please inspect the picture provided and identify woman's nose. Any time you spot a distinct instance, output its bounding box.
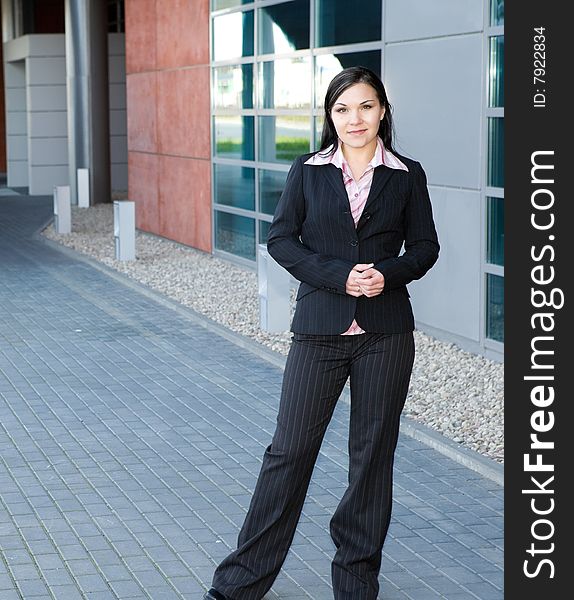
[348,110,362,123]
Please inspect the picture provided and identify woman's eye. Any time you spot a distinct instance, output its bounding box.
[362,105,372,110]
[335,108,347,113]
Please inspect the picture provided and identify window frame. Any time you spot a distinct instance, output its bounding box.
[481,5,504,355]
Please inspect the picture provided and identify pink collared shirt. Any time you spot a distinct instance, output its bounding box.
[304,138,409,335]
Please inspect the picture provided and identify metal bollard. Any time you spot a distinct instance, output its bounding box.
[113,200,136,261]
[53,185,71,234]
[77,168,90,208]
[258,243,290,332]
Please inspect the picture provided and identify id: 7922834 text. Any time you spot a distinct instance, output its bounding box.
[533,27,547,108]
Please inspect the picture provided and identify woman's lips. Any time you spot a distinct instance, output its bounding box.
[348,129,367,135]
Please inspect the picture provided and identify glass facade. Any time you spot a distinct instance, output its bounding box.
[490,0,505,26]
[487,197,504,266]
[214,116,255,160]
[259,169,288,216]
[259,58,311,109]
[258,0,310,54]
[486,274,504,342]
[215,212,256,260]
[315,0,381,47]
[258,116,311,164]
[487,117,504,188]
[212,11,254,61]
[485,1,504,345]
[214,64,253,109]
[210,0,503,356]
[214,164,255,211]
[211,0,383,262]
[488,36,504,107]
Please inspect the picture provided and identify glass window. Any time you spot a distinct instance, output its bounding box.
[316,0,381,47]
[214,64,253,109]
[214,116,255,160]
[212,0,250,10]
[315,51,381,108]
[259,116,310,164]
[215,211,256,260]
[108,1,125,33]
[490,0,504,26]
[259,220,272,243]
[213,11,254,61]
[486,274,504,342]
[488,36,504,107]
[214,164,255,210]
[487,197,504,266]
[259,58,311,109]
[487,117,504,188]
[258,0,310,55]
[259,169,288,215]
[314,116,324,150]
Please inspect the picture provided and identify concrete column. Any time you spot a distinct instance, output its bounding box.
[65,0,110,205]
[1,0,17,42]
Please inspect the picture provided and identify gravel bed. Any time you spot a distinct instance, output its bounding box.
[43,204,504,463]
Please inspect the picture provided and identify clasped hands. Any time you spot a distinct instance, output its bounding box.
[345,263,385,298]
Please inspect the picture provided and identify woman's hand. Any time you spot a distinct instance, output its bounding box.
[345,263,385,298]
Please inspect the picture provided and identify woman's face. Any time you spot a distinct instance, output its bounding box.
[330,82,385,152]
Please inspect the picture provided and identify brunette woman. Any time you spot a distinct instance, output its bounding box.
[205,66,439,600]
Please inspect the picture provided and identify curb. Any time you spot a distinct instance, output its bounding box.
[38,229,504,487]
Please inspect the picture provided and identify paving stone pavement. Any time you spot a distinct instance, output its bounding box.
[0,195,503,600]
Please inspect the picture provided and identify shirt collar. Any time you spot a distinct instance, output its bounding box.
[304,137,409,172]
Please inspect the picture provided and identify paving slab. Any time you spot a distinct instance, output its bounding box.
[0,195,503,599]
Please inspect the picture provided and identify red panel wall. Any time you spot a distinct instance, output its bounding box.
[125,0,211,252]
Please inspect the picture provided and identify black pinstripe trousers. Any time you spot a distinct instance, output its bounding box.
[212,331,415,600]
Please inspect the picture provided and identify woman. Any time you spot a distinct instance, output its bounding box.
[205,66,439,600]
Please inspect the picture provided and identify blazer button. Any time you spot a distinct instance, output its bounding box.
[350,240,358,247]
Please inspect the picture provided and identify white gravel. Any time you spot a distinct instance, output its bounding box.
[43,204,504,463]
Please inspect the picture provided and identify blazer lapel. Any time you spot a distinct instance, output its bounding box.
[356,165,397,230]
[318,162,397,230]
[320,164,349,207]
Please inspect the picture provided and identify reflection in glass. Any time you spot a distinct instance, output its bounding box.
[488,36,504,107]
[487,117,504,188]
[213,11,254,61]
[214,64,253,109]
[259,116,310,164]
[212,0,250,10]
[215,211,255,260]
[316,0,381,47]
[258,0,310,55]
[214,164,255,211]
[214,116,255,160]
[315,51,381,108]
[490,0,504,26]
[487,274,504,342]
[259,220,272,243]
[487,197,504,266]
[259,58,311,109]
[259,169,288,215]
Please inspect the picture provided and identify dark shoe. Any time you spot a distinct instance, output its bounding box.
[203,589,228,600]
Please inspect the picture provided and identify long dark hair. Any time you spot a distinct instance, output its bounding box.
[319,66,396,155]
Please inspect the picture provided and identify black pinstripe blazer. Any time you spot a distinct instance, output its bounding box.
[267,151,440,334]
